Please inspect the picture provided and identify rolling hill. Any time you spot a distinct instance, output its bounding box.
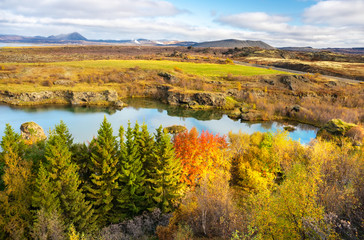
[192,39,274,49]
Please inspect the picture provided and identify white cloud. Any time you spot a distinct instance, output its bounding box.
[0,0,364,47]
[215,1,364,48]
[218,12,291,33]
[303,0,364,26]
[0,0,181,19]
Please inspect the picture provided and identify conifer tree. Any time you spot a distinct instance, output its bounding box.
[72,142,91,188]
[117,122,146,219]
[150,126,183,212]
[0,124,32,239]
[85,116,119,226]
[137,124,155,174]
[55,120,74,148]
[43,123,95,233]
[135,124,156,210]
[32,162,60,213]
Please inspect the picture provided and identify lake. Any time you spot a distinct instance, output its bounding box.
[0,99,318,144]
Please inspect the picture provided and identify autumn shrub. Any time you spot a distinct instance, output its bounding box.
[345,125,364,144]
[160,171,244,239]
[309,139,364,238]
[174,66,183,73]
[99,208,171,240]
[173,127,228,188]
[31,208,65,240]
[225,58,234,65]
[252,164,328,239]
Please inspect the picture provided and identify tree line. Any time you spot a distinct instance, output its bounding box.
[0,118,363,239]
[0,118,183,239]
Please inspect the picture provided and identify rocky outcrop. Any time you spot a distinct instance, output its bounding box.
[164,125,187,134]
[69,90,118,105]
[0,90,127,109]
[158,72,179,84]
[279,75,310,91]
[166,90,226,108]
[227,107,264,121]
[20,122,47,142]
[318,119,356,137]
[317,119,363,145]
[241,110,263,121]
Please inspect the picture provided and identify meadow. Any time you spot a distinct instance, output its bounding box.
[0,46,363,126]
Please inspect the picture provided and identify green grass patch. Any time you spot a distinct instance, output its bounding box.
[11,60,289,77]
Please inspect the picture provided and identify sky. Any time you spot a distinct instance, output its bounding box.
[1,0,364,47]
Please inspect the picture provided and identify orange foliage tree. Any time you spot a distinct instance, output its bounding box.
[173,127,228,187]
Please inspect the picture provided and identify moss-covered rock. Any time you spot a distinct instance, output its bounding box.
[163,125,187,134]
[318,119,356,136]
[283,125,296,132]
[20,122,47,143]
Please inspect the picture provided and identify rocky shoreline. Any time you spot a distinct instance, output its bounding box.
[0,89,127,109]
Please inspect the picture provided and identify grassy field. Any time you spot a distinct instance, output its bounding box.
[3,59,288,77]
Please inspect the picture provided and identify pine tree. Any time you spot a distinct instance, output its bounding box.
[55,120,74,149]
[137,124,155,174]
[150,126,183,212]
[32,161,60,213]
[71,143,91,188]
[135,124,156,210]
[85,116,119,226]
[44,123,96,233]
[117,122,146,220]
[0,124,32,239]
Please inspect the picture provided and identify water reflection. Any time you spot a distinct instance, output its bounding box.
[0,99,318,144]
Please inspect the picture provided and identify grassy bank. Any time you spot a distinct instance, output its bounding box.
[0,47,363,126]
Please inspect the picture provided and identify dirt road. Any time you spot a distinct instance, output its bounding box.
[234,60,363,84]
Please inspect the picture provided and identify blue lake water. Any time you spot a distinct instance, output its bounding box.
[0,99,318,144]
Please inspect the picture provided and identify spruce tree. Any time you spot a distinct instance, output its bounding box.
[44,123,96,233]
[71,142,91,188]
[32,161,60,213]
[55,120,73,149]
[0,124,32,239]
[150,126,183,212]
[85,116,119,226]
[117,122,146,220]
[137,124,155,173]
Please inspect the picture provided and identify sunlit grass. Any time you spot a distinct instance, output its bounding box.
[5,60,288,77]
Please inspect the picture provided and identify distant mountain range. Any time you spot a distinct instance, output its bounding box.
[0,32,274,49]
[193,39,274,49]
[280,47,364,55]
[1,33,363,54]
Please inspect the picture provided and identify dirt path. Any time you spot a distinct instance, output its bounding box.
[234,60,363,84]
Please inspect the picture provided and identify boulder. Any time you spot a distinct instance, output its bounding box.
[158,72,178,84]
[164,125,187,134]
[20,122,47,142]
[167,92,191,105]
[283,125,296,132]
[114,100,127,109]
[345,126,364,146]
[241,110,263,121]
[193,92,226,107]
[318,119,356,137]
[228,108,242,119]
[280,75,294,90]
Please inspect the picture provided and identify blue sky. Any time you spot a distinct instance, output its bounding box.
[1,0,363,47]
